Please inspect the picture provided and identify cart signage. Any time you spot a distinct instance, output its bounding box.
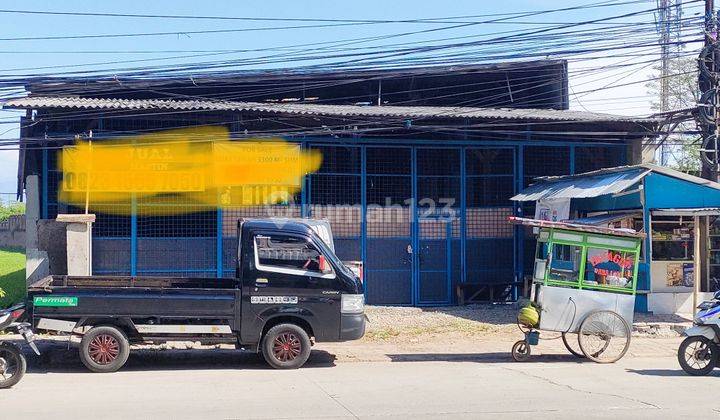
[33,296,78,307]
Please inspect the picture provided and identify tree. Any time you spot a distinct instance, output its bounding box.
[645,56,700,172]
[0,200,24,222]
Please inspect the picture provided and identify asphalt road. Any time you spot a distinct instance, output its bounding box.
[3,343,720,419]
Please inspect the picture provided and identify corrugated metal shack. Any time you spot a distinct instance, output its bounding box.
[4,60,660,306]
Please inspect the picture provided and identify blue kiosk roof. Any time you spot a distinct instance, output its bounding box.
[512,164,720,212]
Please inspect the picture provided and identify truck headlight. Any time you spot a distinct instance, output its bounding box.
[341,294,364,314]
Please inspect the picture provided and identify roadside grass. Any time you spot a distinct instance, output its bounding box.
[0,247,25,308]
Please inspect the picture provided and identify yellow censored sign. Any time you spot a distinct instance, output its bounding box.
[59,126,322,215]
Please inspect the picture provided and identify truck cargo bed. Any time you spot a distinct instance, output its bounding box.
[28,275,238,323]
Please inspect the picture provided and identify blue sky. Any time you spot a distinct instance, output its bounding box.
[0,0,691,199]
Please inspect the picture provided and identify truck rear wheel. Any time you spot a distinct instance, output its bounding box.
[79,326,130,373]
[261,323,311,369]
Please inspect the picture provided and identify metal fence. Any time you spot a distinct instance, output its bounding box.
[43,141,627,305]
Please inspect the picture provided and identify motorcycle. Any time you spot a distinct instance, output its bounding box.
[0,303,40,388]
[678,290,720,376]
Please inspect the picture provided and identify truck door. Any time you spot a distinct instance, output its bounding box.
[239,231,341,344]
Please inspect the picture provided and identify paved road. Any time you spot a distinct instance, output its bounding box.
[4,342,720,419]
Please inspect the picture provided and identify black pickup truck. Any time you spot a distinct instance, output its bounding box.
[24,218,365,371]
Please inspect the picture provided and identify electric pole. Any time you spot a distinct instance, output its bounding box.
[699,0,718,181]
[656,0,683,166]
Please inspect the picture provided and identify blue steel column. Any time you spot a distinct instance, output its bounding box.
[460,147,467,287]
[41,147,48,219]
[131,195,137,276]
[411,147,418,306]
[569,145,576,175]
[216,207,223,277]
[301,141,309,218]
[360,145,367,300]
[513,145,524,301]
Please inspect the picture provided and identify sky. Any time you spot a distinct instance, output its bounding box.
[0,0,704,200]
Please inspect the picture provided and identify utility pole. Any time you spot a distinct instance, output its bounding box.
[699,0,718,181]
[656,0,683,166]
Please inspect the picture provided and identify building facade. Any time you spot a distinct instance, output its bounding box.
[6,61,657,305]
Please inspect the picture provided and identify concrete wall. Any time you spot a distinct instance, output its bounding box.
[648,291,713,315]
[25,175,49,285]
[0,215,25,249]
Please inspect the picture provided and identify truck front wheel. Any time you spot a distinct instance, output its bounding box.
[261,323,311,369]
[79,326,130,373]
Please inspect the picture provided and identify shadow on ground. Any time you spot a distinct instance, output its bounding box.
[5,339,336,374]
[387,352,585,364]
[626,368,720,377]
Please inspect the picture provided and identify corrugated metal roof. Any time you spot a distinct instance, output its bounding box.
[0,96,659,123]
[512,163,720,202]
[508,216,645,238]
[569,211,641,226]
[511,168,649,201]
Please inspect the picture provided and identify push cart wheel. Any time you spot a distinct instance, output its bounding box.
[678,336,718,376]
[561,333,585,359]
[511,340,531,362]
[0,343,26,388]
[79,326,130,373]
[578,310,630,363]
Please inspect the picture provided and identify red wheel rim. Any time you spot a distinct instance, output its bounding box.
[88,334,120,365]
[272,332,302,362]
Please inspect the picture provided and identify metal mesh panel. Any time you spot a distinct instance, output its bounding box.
[365,146,412,305]
[524,146,570,186]
[575,146,625,173]
[466,208,514,238]
[522,145,572,273]
[310,175,360,205]
[312,145,361,174]
[366,147,410,174]
[466,148,514,175]
[464,148,516,287]
[135,194,217,276]
[308,144,362,264]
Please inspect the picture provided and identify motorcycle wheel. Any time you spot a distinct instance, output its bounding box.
[678,336,718,376]
[0,343,27,388]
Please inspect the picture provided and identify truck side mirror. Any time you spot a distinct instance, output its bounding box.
[318,255,332,274]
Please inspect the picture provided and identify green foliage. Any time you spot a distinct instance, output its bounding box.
[646,56,701,172]
[0,248,25,308]
[0,200,25,223]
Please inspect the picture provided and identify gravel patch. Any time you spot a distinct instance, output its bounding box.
[364,304,694,341]
[363,304,518,341]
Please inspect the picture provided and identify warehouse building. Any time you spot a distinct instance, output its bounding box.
[4,60,660,305]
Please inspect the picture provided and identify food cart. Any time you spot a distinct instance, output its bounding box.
[509,217,644,363]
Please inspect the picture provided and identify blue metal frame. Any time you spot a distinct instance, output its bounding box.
[513,145,523,301]
[360,145,368,300]
[41,147,48,219]
[44,133,631,306]
[216,207,223,277]
[130,194,137,276]
[411,146,419,306]
[460,147,467,289]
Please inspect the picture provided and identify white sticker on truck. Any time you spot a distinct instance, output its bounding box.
[250,296,298,304]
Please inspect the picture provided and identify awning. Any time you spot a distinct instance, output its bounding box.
[511,168,649,201]
[508,216,645,238]
[568,211,641,226]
